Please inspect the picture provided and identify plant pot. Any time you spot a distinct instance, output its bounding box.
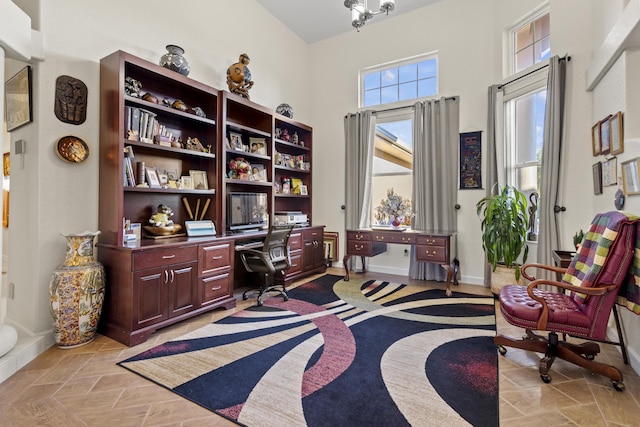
[490,264,524,296]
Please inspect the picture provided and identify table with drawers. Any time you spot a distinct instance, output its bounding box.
[343,229,459,296]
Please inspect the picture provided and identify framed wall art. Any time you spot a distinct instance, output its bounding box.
[591,122,601,156]
[5,66,33,132]
[622,157,640,195]
[600,115,612,155]
[323,231,339,266]
[609,111,624,155]
[593,162,602,195]
[459,131,482,189]
[602,157,617,187]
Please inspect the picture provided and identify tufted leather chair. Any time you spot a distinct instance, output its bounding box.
[495,211,639,391]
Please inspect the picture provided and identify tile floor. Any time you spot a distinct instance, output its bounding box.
[0,268,638,426]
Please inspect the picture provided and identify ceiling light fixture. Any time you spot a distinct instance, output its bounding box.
[344,0,395,31]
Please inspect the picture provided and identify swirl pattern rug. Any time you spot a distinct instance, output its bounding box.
[118,274,498,426]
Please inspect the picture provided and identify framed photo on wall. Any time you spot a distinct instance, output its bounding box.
[5,66,33,132]
[591,122,601,156]
[622,157,640,195]
[593,162,603,195]
[609,111,624,155]
[600,115,612,155]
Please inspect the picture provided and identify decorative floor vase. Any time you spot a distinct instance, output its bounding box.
[49,232,105,348]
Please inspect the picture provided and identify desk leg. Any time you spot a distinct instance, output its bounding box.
[343,255,351,281]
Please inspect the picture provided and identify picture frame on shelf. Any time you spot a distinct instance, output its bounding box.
[249,138,267,156]
[291,178,303,194]
[300,185,308,195]
[600,115,612,155]
[592,162,602,195]
[181,175,194,190]
[603,157,617,187]
[145,167,161,188]
[622,157,640,195]
[591,122,601,156]
[250,164,267,182]
[229,132,243,151]
[189,170,208,190]
[609,111,624,155]
[158,172,169,187]
[5,66,33,132]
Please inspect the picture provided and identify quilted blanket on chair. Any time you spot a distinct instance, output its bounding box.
[562,211,640,312]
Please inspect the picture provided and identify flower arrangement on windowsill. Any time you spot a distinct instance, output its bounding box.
[374,188,414,227]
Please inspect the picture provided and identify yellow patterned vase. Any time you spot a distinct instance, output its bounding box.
[49,231,105,348]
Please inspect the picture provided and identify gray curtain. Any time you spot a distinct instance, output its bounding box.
[344,111,376,268]
[537,56,567,274]
[409,97,460,281]
[484,85,501,287]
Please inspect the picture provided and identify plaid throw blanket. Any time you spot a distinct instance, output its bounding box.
[562,211,640,313]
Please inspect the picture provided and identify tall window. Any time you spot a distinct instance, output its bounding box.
[360,54,437,108]
[512,11,550,74]
[504,8,551,240]
[371,112,413,227]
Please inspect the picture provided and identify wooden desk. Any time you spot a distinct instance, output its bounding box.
[343,229,459,296]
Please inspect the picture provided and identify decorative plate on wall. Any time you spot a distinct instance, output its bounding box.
[55,135,89,163]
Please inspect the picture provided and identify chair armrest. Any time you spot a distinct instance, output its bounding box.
[521,262,567,281]
[238,248,275,273]
[525,279,617,330]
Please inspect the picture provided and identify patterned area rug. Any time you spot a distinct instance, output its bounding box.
[118,274,498,426]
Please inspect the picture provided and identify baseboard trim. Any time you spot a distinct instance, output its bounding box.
[0,332,54,384]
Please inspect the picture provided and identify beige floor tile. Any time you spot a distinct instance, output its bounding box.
[559,402,607,427]
[590,382,640,425]
[143,398,217,425]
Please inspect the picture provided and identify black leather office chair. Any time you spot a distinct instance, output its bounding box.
[238,226,293,306]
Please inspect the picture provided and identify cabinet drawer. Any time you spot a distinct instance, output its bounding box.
[133,246,197,271]
[415,245,448,263]
[346,240,374,256]
[304,228,322,240]
[200,273,231,305]
[287,252,303,275]
[199,243,231,276]
[289,232,302,251]
[416,236,448,246]
[346,231,370,241]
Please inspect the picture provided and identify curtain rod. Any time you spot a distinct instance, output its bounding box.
[345,96,458,118]
[497,55,571,90]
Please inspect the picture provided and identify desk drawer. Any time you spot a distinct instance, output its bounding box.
[289,232,302,251]
[133,246,197,271]
[416,245,448,263]
[372,233,415,244]
[416,236,448,246]
[200,272,231,305]
[199,243,231,276]
[346,240,374,256]
[287,252,303,275]
[346,231,370,241]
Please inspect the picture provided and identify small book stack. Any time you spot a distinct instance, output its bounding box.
[123,146,136,187]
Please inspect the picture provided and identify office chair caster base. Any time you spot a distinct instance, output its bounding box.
[612,380,625,391]
[497,345,507,355]
[540,374,551,383]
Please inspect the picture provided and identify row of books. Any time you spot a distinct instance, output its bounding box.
[125,106,175,143]
[123,146,136,187]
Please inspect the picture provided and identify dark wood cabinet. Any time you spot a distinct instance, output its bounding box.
[98,50,323,346]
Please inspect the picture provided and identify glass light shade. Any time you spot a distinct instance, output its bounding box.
[380,0,395,13]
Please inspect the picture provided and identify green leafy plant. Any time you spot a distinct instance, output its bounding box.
[573,229,585,248]
[476,184,529,280]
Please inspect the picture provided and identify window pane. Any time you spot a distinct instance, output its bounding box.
[381,85,398,104]
[418,59,437,79]
[364,71,380,90]
[515,46,534,73]
[516,23,533,51]
[516,165,539,192]
[515,89,546,164]
[534,13,550,40]
[418,78,437,97]
[399,63,416,83]
[364,89,380,107]
[381,67,398,86]
[399,82,417,101]
[534,37,551,63]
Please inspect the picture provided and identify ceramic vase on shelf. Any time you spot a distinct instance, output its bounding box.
[49,231,105,348]
[159,45,190,76]
[390,217,403,228]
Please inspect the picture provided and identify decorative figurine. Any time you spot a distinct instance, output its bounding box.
[226,53,254,99]
[149,204,174,228]
[124,77,142,97]
[276,103,294,118]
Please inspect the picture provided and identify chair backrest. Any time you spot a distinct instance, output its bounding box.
[561,211,639,339]
[263,226,293,264]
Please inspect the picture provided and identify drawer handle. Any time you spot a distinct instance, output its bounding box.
[425,250,436,257]
[292,263,298,267]
[356,235,364,240]
[162,255,176,259]
[212,256,223,260]
[377,236,384,241]
[211,286,222,291]
[355,244,363,251]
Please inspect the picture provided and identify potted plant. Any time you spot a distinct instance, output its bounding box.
[476,184,529,295]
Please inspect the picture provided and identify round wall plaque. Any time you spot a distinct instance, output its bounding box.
[614,188,625,210]
[55,135,89,163]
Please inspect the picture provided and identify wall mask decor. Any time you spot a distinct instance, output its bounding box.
[54,75,88,125]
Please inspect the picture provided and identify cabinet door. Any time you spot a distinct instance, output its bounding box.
[133,267,168,327]
[168,261,198,318]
